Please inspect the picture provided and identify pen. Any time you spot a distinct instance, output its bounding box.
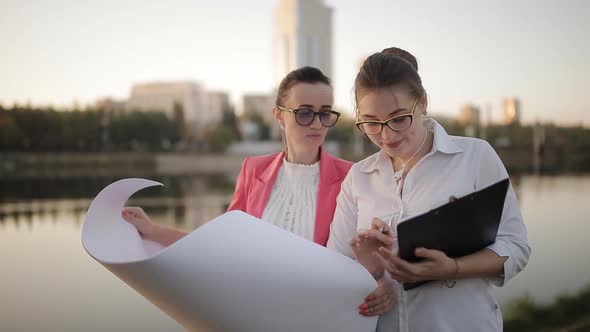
[379,214,394,234]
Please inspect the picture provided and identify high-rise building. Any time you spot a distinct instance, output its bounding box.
[243,94,275,119]
[458,104,481,127]
[95,97,127,116]
[458,104,481,137]
[127,81,228,137]
[208,91,232,116]
[128,81,206,121]
[273,0,333,84]
[502,97,521,126]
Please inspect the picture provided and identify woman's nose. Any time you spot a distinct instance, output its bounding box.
[380,125,397,141]
[309,114,323,129]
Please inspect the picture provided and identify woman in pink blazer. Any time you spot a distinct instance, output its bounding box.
[226,67,352,247]
[123,67,394,317]
[226,146,351,246]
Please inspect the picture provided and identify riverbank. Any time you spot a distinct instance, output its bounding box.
[504,284,590,332]
[0,152,245,178]
[1,146,587,179]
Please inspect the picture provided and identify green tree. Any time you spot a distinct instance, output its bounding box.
[0,109,23,149]
[241,111,270,140]
[173,102,187,142]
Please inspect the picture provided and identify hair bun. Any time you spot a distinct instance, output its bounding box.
[381,47,418,71]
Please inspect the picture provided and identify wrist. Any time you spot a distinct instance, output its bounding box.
[441,258,459,288]
[453,259,461,279]
[372,270,385,280]
[142,222,159,241]
[447,258,459,279]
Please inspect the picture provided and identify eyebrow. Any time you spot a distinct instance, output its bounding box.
[297,104,334,109]
[360,108,408,120]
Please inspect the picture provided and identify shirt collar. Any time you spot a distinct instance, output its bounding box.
[360,119,463,174]
[359,149,391,174]
[428,119,463,155]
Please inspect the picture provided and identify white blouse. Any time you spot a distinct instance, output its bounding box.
[261,158,320,241]
[327,119,530,332]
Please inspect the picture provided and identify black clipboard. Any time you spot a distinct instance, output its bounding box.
[396,178,510,290]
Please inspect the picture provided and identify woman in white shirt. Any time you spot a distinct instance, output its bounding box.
[327,48,530,331]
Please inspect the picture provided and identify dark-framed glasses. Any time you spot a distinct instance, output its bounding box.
[355,97,420,135]
[276,105,341,127]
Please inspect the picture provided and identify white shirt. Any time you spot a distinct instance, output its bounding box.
[261,158,319,241]
[327,119,530,332]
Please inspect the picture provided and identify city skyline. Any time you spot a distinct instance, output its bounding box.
[1,0,589,126]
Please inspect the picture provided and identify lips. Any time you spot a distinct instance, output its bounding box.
[307,133,322,139]
[385,139,403,149]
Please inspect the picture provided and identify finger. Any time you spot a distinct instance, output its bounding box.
[369,296,395,315]
[370,218,390,232]
[391,259,420,279]
[363,283,387,303]
[123,207,144,218]
[366,291,391,308]
[357,228,370,237]
[122,207,132,217]
[365,229,395,246]
[376,248,420,282]
[381,261,409,282]
[370,218,387,228]
[373,251,396,275]
[122,212,142,226]
[378,247,415,273]
[122,208,152,233]
[349,234,371,247]
[374,296,395,315]
[362,295,394,316]
[415,247,445,261]
[121,209,136,221]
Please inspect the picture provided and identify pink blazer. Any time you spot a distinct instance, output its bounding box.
[227,147,352,246]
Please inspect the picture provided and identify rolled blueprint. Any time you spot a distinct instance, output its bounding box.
[81,178,378,332]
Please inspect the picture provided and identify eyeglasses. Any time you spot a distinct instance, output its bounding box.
[355,97,420,135]
[276,105,341,127]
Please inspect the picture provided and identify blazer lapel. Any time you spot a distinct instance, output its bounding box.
[250,151,285,218]
[314,147,342,245]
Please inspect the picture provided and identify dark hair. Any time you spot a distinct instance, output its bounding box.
[354,48,425,106]
[276,66,332,106]
[381,47,419,71]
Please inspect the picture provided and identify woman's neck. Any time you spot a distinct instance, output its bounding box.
[285,144,321,165]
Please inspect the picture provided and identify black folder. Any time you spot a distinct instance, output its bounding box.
[396,178,510,290]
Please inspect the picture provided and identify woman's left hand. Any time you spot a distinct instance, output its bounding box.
[350,218,395,276]
[375,247,457,283]
[358,277,395,316]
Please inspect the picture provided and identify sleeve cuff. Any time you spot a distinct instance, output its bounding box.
[486,242,511,287]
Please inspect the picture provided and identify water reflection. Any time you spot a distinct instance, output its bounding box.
[0,175,235,332]
[0,174,235,202]
[495,175,590,305]
[0,175,235,231]
[0,174,525,231]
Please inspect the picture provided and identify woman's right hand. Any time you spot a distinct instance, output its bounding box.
[350,218,395,276]
[122,207,157,240]
[359,277,395,316]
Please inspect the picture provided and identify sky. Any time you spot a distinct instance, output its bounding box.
[1,0,589,125]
